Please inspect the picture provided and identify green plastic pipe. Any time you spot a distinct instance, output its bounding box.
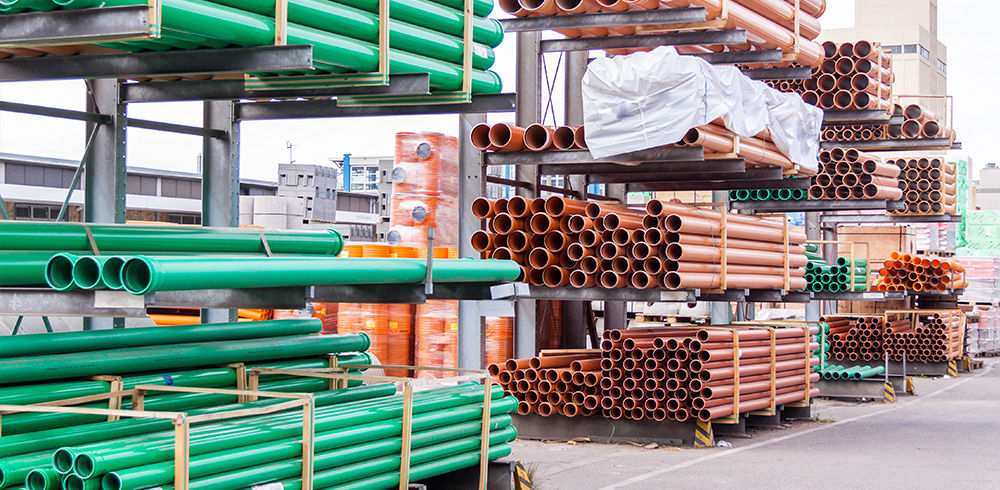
[25,467,61,490]
[855,365,886,378]
[99,257,127,290]
[71,256,118,290]
[792,189,807,200]
[0,331,369,384]
[0,252,55,286]
[805,243,819,253]
[105,402,515,490]
[835,257,867,267]
[43,252,80,291]
[118,256,521,295]
[206,0,496,68]
[70,385,501,475]
[777,189,792,200]
[323,443,513,490]
[352,0,502,48]
[0,452,51,489]
[0,319,320,359]
[427,0,494,17]
[0,222,344,256]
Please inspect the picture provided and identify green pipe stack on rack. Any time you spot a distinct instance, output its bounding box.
[729,189,808,201]
[803,245,870,293]
[0,0,504,93]
[820,364,886,380]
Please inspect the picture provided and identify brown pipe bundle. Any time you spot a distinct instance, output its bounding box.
[490,350,604,417]
[884,311,965,362]
[498,0,827,66]
[826,316,890,362]
[895,104,956,141]
[472,123,585,152]
[871,252,967,292]
[809,148,902,201]
[818,124,885,142]
[472,196,807,291]
[770,41,892,110]
[680,122,816,176]
[886,157,959,216]
[600,325,819,422]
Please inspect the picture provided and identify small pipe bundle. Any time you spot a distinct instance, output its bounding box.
[783,40,893,110]
[679,121,817,176]
[820,124,886,142]
[0,0,504,93]
[810,148,902,200]
[471,123,586,151]
[471,196,808,291]
[806,256,869,293]
[889,103,956,141]
[490,352,603,417]
[826,316,898,362]
[763,77,806,94]
[498,0,827,66]
[872,252,967,292]
[884,312,964,362]
[599,325,820,422]
[728,189,807,201]
[820,364,885,380]
[888,157,958,215]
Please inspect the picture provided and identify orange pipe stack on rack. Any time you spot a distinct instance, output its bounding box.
[884,312,964,362]
[490,351,604,417]
[819,124,885,142]
[887,157,958,215]
[472,196,808,291]
[825,315,903,362]
[472,123,587,152]
[769,40,892,111]
[809,148,902,200]
[498,0,827,67]
[891,104,956,141]
[872,252,967,292]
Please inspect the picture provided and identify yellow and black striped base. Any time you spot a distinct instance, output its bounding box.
[905,376,917,395]
[883,381,896,403]
[514,461,534,490]
[695,419,715,447]
[947,360,958,377]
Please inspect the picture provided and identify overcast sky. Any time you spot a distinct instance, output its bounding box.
[0,1,995,182]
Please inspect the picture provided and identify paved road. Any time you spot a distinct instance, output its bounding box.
[505,359,1000,490]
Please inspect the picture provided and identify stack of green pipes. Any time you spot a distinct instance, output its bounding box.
[802,245,870,293]
[0,0,503,93]
[728,189,808,201]
[0,222,521,293]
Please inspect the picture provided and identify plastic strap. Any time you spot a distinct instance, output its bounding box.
[258,230,275,257]
[81,223,101,256]
[731,329,739,416]
[768,327,777,410]
[803,326,811,402]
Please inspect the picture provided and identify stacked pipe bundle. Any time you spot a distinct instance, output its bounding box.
[3,382,516,490]
[598,326,819,422]
[0,0,504,93]
[890,104,956,141]
[820,364,885,379]
[809,148,902,200]
[884,312,964,362]
[820,124,886,142]
[471,121,815,177]
[782,41,893,110]
[825,316,898,362]
[728,189,807,201]
[471,123,587,151]
[489,352,603,417]
[887,157,958,215]
[806,257,869,293]
[471,196,808,291]
[497,0,827,67]
[872,252,967,292]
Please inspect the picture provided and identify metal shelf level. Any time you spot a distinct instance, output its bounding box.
[822,109,903,126]
[820,138,961,152]
[821,214,963,224]
[731,199,906,213]
[489,284,816,304]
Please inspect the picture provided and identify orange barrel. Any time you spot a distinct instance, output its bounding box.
[312,303,339,335]
[341,243,364,258]
[485,317,514,368]
[415,301,447,378]
[361,303,389,364]
[442,300,459,376]
[391,246,419,258]
[386,304,415,377]
[393,132,460,199]
[336,303,362,335]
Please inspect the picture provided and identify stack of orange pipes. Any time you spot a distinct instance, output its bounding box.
[772,40,892,111]
[677,121,817,176]
[471,123,587,151]
[819,124,886,142]
[890,104,956,141]
[497,0,827,67]
[884,312,965,362]
[600,326,819,422]
[809,148,902,200]
[872,252,968,292]
[471,196,808,291]
[826,316,903,362]
[489,351,603,417]
[888,157,958,215]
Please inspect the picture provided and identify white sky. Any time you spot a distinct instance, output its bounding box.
[0,0,995,182]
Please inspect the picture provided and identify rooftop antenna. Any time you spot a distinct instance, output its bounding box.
[286,141,297,164]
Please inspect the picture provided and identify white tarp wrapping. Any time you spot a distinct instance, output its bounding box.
[581,47,823,172]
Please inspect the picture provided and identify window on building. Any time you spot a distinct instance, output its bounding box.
[4,163,82,189]
[126,175,157,196]
[937,59,947,72]
[920,46,930,59]
[13,203,61,221]
[884,45,902,54]
[903,44,917,54]
[166,213,201,225]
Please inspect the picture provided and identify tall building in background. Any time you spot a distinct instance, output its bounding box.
[820,0,948,113]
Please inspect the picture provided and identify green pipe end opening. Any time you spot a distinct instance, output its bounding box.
[45,253,79,291]
[52,448,76,474]
[100,472,121,490]
[101,256,126,290]
[72,256,105,290]
[26,469,55,490]
[120,256,156,295]
[73,454,98,480]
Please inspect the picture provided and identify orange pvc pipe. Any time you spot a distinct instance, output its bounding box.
[524,124,555,151]
[553,126,578,150]
[471,123,497,151]
[667,242,807,268]
[488,123,526,151]
[664,271,807,290]
[666,214,807,244]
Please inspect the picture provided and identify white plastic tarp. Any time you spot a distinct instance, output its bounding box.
[581,47,823,172]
